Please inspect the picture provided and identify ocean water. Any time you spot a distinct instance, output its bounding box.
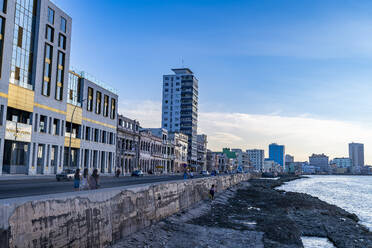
[278,175,372,231]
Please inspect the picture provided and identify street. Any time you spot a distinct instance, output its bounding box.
[0,174,204,199]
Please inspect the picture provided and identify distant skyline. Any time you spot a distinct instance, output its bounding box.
[54,0,372,163]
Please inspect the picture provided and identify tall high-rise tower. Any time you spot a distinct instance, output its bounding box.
[349,142,364,167]
[162,68,198,165]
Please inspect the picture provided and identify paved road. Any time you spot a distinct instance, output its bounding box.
[0,175,204,199]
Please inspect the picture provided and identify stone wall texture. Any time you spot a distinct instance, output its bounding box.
[0,174,253,248]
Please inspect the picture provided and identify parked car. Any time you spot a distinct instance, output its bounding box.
[200,170,210,176]
[131,170,144,177]
[56,169,75,181]
[211,170,219,176]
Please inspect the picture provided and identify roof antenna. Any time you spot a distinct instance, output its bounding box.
[181,57,184,68]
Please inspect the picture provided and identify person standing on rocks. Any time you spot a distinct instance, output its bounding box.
[74,168,81,191]
[209,184,216,200]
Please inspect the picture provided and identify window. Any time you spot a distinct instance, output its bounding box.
[85,126,90,141]
[60,17,66,33]
[103,95,109,117]
[42,44,52,96]
[102,131,106,143]
[94,129,99,142]
[58,33,66,49]
[109,132,113,145]
[0,105,3,125]
[39,115,47,133]
[53,118,59,135]
[110,98,116,119]
[95,91,101,114]
[0,0,6,13]
[0,17,4,78]
[45,25,54,42]
[87,87,93,111]
[17,26,23,47]
[48,7,54,24]
[55,51,65,100]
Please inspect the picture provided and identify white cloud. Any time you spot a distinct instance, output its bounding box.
[119,100,372,164]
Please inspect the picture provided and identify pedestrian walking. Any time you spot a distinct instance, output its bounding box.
[209,184,216,200]
[80,168,89,190]
[116,168,121,178]
[89,169,100,190]
[74,168,81,191]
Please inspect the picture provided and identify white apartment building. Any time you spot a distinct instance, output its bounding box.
[162,68,198,166]
[246,149,265,171]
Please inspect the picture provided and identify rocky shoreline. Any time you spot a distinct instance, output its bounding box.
[112,176,372,248]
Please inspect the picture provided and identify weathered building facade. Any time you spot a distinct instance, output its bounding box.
[117,115,140,174]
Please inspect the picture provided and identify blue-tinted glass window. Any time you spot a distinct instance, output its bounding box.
[45,25,54,42]
[48,7,54,24]
[60,17,66,33]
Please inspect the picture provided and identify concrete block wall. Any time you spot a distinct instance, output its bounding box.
[0,174,254,247]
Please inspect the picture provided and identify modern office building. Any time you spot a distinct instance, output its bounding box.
[309,153,329,173]
[162,68,198,166]
[0,0,72,175]
[116,115,140,175]
[67,70,118,174]
[246,149,265,171]
[268,143,285,167]
[349,142,364,168]
[0,1,118,175]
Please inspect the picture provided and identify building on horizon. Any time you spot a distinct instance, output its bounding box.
[309,153,329,173]
[269,143,285,167]
[161,68,198,167]
[285,154,294,164]
[231,149,250,171]
[197,134,207,171]
[246,149,264,171]
[349,142,364,168]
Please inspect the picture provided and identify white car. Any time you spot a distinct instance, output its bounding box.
[200,171,210,176]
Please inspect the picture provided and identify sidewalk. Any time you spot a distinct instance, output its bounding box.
[0,174,56,180]
[0,173,183,181]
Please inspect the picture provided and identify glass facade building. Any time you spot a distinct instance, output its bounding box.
[10,0,35,89]
[269,143,285,167]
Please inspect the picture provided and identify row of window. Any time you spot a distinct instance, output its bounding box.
[118,119,139,131]
[46,25,66,49]
[47,7,67,33]
[87,87,116,119]
[42,43,65,99]
[83,126,115,145]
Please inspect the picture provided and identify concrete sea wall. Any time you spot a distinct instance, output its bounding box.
[0,174,253,247]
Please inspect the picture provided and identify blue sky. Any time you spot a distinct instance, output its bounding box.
[54,0,372,162]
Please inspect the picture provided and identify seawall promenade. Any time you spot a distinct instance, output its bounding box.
[0,173,254,248]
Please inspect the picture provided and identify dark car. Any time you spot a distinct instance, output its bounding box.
[56,169,75,181]
[131,170,144,177]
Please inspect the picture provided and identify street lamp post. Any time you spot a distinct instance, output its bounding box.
[67,99,86,170]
